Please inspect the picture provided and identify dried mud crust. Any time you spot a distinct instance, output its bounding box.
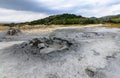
[12,37,77,60]
[1,28,120,78]
[49,29,112,41]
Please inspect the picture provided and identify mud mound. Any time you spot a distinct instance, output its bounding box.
[28,37,72,54]
[12,37,74,60]
[6,28,21,36]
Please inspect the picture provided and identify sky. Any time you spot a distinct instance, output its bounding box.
[0,0,120,23]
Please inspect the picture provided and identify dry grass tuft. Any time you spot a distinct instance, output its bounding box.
[100,24,120,28]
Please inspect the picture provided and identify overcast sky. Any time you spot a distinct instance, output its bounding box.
[0,0,120,23]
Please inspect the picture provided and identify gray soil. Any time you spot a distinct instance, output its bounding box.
[0,27,120,78]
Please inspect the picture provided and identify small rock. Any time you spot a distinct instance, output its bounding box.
[85,68,95,77]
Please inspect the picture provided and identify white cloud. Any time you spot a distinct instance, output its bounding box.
[36,0,119,9]
[36,0,84,10]
[36,0,120,17]
[0,8,48,23]
[75,1,120,17]
[0,0,120,22]
[96,4,120,17]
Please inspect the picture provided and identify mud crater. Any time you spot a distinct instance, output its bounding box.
[12,37,75,60]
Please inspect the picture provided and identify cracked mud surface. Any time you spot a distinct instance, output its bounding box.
[0,27,120,78]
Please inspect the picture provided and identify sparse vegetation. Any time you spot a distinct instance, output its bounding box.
[28,14,120,25]
[28,14,100,25]
[100,24,120,28]
[0,14,120,29]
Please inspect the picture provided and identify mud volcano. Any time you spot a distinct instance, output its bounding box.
[6,28,21,36]
[13,37,73,60]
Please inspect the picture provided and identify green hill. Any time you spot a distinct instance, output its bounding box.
[100,14,120,23]
[28,14,120,25]
[1,14,120,26]
[28,14,100,25]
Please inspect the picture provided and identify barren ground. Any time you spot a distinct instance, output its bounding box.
[0,25,120,78]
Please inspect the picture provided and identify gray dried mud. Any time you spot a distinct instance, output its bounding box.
[0,27,120,78]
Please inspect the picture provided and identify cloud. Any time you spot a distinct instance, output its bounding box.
[36,0,120,17]
[0,0,53,14]
[1,0,119,15]
[0,0,120,22]
[36,0,120,10]
[76,1,120,17]
[0,8,48,23]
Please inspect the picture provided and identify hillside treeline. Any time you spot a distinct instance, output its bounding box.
[29,14,100,25]
[1,14,120,26]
